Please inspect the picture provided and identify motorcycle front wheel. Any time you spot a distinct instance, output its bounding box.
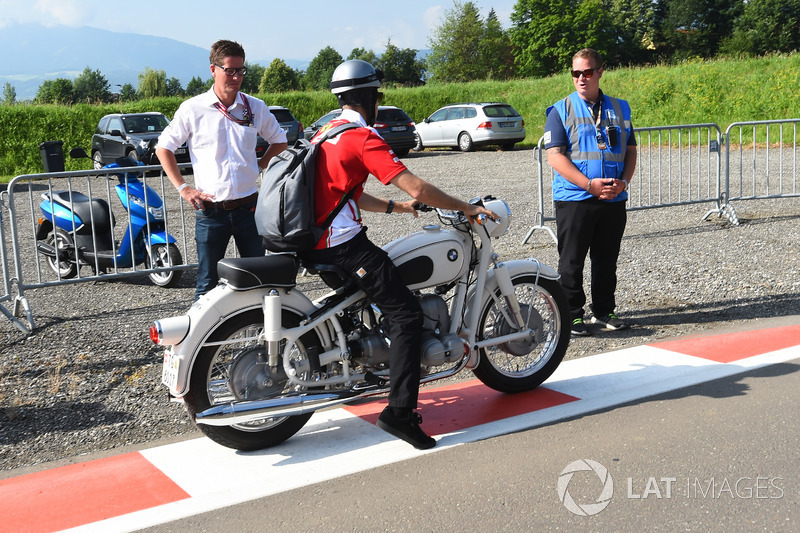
[183,308,321,451]
[472,275,570,393]
[146,243,183,288]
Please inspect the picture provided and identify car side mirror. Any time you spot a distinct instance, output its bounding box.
[424,118,431,124]
[109,129,124,138]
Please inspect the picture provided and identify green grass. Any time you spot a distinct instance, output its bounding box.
[3,53,800,181]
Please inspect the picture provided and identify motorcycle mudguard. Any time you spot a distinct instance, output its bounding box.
[146,231,176,245]
[462,258,560,355]
[164,284,322,397]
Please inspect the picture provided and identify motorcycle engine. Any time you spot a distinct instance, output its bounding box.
[351,294,466,368]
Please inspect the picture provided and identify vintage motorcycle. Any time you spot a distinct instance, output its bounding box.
[150,196,570,451]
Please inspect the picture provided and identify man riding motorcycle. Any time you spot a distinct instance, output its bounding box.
[301,59,496,449]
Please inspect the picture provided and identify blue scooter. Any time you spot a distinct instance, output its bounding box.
[35,145,183,287]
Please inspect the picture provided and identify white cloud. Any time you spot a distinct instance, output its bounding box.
[34,0,87,26]
[423,5,444,32]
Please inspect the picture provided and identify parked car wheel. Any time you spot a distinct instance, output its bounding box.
[413,133,424,152]
[500,143,516,151]
[458,132,474,152]
[92,151,103,169]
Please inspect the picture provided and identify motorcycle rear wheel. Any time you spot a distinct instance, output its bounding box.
[147,243,183,288]
[472,275,570,393]
[44,229,77,279]
[184,308,320,451]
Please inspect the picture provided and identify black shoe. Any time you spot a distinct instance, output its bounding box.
[590,313,629,330]
[377,407,436,450]
[571,317,592,337]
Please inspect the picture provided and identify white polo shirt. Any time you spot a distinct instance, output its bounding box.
[157,88,287,202]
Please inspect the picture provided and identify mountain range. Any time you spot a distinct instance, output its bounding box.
[1,24,310,101]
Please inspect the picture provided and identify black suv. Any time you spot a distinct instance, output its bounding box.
[303,106,416,157]
[256,106,303,156]
[91,112,189,169]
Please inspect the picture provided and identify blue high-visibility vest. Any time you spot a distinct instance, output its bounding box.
[550,91,632,202]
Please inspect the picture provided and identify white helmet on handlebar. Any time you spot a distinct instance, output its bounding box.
[481,198,512,237]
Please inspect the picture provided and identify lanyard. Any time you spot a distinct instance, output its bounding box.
[588,100,606,150]
[213,93,253,126]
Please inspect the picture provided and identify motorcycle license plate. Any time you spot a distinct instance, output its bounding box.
[162,350,180,388]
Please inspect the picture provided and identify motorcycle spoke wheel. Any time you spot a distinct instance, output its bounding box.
[184,309,320,451]
[147,243,183,288]
[472,276,570,393]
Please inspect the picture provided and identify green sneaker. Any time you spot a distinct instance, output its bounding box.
[590,313,628,331]
[571,317,592,337]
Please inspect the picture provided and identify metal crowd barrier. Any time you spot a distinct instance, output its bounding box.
[523,119,800,245]
[1,163,195,333]
[724,119,800,204]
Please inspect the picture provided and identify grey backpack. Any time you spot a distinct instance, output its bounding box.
[256,122,360,252]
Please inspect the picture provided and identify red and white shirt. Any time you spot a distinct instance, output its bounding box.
[311,109,407,249]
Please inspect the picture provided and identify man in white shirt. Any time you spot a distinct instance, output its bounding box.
[157,39,287,299]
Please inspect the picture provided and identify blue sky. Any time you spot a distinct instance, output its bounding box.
[0,0,519,61]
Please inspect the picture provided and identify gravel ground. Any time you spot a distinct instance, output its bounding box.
[2,147,799,472]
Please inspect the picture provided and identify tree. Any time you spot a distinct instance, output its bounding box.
[186,76,210,97]
[426,1,485,82]
[348,47,379,65]
[35,78,74,104]
[119,83,137,102]
[2,82,16,105]
[166,77,184,97]
[260,58,300,93]
[138,67,167,99]
[73,66,111,103]
[606,0,664,65]
[511,0,575,78]
[662,0,743,60]
[480,9,515,80]
[304,46,344,91]
[378,40,425,86]
[240,62,266,94]
[721,0,800,57]
[511,0,617,78]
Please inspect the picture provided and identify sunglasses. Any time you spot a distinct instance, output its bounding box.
[571,68,597,79]
[215,65,248,76]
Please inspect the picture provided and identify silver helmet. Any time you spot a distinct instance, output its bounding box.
[330,60,383,94]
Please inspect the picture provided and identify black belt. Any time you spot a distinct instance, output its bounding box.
[203,192,258,210]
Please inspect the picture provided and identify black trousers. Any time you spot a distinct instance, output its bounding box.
[301,230,423,410]
[555,199,627,320]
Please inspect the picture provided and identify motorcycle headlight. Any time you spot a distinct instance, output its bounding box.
[129,196,165,220]
[482,198,512,237]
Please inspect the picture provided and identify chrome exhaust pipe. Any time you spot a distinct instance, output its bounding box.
[195,390,367,426]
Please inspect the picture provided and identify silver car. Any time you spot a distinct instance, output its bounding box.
[413,102,526,152]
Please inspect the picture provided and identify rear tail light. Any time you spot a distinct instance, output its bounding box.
[374,122,387,129]
[298,121,303,132]
[477,121,493,129]
[150,315,191,345]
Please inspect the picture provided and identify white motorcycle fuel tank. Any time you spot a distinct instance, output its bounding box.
[383,225,471,291]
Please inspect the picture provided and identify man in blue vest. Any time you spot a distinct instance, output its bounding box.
[543,48,637,336]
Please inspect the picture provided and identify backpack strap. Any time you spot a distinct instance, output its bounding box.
[315,121,361,143]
